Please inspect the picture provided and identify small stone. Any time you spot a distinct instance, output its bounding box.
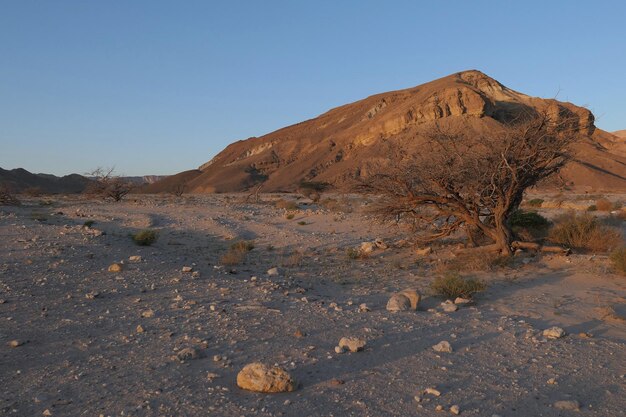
[358,303,370,312]
[8,339,23,348]
[267,267,279,276]
[330,378,344,385]
[441,301,458,312]
[141,309,155,318]
[108,263,123,273]
[553,400,580,410]
[432,341,453,353]
[543,327,566,339]
[236,363,296,393]
[435,405,444,411]
[334,345,345,354]
[450,405,460,415]
[360,241,376,255]
[85,291,100,300]
[129,255,142,262]
[454,297,471,305]
[42,410,52,416]
[176,347,201,361]
[424,387,441,397]
[182,266,193,273]
[191,271,200,278]
[386,293,411,312]
[136,325,145,333]
[206,372,220,380]
[338,337,366,352]
[374,238,388,249]
[293,329,305,338]
[415,246,433,256]
[547,377,557,385]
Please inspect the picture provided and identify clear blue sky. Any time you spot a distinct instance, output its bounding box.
[1,1,625,176]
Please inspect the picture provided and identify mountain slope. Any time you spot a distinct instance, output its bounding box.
[0,168,91,194]
[160,70,626,192]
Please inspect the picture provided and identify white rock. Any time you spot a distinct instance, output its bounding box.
[450,405,460,415]
[360,241,375,255]
[454,297,471,305]
[432,341,453,353]
[386,293,411,312]
[267,267,279,276]
[543,327,566,339]
[441,301,458,312]
[334,346,345,354]
[181,266,193,273]
[424,387,441,396]
[129,255,142,262]
[338,337,366,352]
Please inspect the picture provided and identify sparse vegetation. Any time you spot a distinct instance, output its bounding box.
[430,273,486,299]
[509,210,549,229]
[275,199,299,210]
[298,181,329,202]
[230,240,255,252]
[548,213,622,253]
[526,198,544,207]
[587,205,597,212]
[0,183,21,206]
[30,213,47,222]
[297,221,307,225]
[436,251,513,273]
[595,198,613,212]
[83,220,95,228]
[85,167,133,202]
[131,229,159,246]
[363,112,582,255]
[285,213,295,220]
[610,247,626,275]
[346,247,368,260]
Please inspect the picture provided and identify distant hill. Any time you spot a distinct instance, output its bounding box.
[149,70,626,193]
[0,168,91,194]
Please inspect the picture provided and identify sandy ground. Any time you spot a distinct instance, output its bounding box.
[1,194,625,417]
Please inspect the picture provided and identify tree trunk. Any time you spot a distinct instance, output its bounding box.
[493,216,513,256]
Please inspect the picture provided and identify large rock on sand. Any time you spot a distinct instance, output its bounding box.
[236,363,296,393]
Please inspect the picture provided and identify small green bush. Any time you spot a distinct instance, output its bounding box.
[587,205,597,212]
[297,221,308,225]
[83,220,95,228]
[430,273,486,299]
[526,198,544,207]
[548,213,622,253]
[285,213,295,220]
[132,229,159,246]
[509,210,549,229]
[610,247,626,275]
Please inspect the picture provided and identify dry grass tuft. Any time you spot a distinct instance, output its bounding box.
[275,199,299,210]
[548,212,622,253]
[595,198,613,212]
[132,229,159,246]
[610,247,626,275]
[430,273,486,299]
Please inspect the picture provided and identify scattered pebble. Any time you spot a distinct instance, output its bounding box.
[338,337,366,352]
[543,327,566,339]
[432,341,453,353]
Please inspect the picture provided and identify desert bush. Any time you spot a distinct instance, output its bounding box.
[281,251,304,267]
[430,273,486,299]
[132,229,159,246]
[31,213,47,222]
[85,167,133,202]
[285,213,295,220]
[22,187,43,197]
[587,205,597,212]
[610,247,626,275]
[0,183,21,206]
[230,240,255,252]
[509,210,549,229]
[275,199,299,210]
[83,220,95,228]
[346,247,368,260]
[526,198,544,207]
[220,249,245,265]
[595,198,613,212]
[548,213,622,253]
[435,251,513,273]
[319,197,353,213]
[297,221,308,226]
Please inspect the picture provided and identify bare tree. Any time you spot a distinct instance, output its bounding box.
[170,181,187,198]
[0,183,21,206]
[85,167,133,202]
[363,112,583,255]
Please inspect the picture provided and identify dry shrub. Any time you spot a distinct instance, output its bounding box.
[610,247,626,275]
[281,251,304,267]
[346,247,368,260]
[548,212,622,253]
[0,183,21,206]
[430,273,486,299]
[275,199,299,210]
[220,249,245,265]
[526,198,544,208]
[435,251,512,273]
[319,198,353,213]
[595,198,613,212]
[230,240,255,252]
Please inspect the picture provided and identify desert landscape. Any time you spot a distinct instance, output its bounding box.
[1,190,625,416]
[2,3,626,416]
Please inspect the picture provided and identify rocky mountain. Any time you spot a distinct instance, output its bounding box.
[147,70,626,193]
[613,130,626,139]
[0,168,91,194]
